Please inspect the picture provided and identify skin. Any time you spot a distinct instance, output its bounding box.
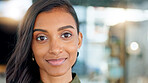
[31,8,83,83]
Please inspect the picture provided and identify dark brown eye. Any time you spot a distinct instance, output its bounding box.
[61,32,72,38]
[37,36,47,41]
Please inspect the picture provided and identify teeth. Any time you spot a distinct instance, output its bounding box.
[47,58,66,66]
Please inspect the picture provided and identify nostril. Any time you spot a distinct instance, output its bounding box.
[59,49,63,53]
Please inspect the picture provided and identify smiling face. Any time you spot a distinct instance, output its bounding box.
[31,8,82,77]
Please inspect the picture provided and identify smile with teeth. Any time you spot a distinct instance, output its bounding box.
[46,58,67,66]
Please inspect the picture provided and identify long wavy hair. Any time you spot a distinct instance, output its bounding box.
[6,0,79,83]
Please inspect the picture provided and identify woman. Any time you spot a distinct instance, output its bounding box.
[6,0,83,83]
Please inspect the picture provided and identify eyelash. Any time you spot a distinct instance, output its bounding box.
[61,32,72,39]
[36,34,48,43]
[35,32,72,43]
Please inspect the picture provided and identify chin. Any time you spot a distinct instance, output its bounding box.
[46,66,71,77]
[49,72,65,77]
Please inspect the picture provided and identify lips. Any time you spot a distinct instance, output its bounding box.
[46,58,67,66]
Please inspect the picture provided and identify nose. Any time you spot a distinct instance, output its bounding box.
[48,39,63,56]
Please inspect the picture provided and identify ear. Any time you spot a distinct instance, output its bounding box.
[78,32,83,49]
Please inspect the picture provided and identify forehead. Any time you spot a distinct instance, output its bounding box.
[34,8,76,29]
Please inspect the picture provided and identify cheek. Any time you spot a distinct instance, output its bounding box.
[64,38,78,54]
[32,43,47,57]
[63,40,78,65]
[32,39,49,55]
[69,47,77,67]
[32,41,49,66]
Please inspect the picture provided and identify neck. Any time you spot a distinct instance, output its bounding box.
[40,68,72,83]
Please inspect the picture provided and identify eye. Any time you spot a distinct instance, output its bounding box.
[36,34,48,42]
[61,32,72,39]
[37,36,47,41]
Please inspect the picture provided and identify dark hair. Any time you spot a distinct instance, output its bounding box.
[6,0,79,83]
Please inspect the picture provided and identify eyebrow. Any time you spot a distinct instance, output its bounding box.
[33,29,48,33]
[58,25,74,31]
[33,25,74,33]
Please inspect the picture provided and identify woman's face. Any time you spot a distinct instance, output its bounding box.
[32,8,82,76]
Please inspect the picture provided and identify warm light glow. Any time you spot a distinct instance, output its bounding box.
[89,7,148,26]
[1,0,32,20]
[104,8,126,26]
[130,42,139,51]
[127,42,141,55]
[4,8,22,20]
[125,9,145,22]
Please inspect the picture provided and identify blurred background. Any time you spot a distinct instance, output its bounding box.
[0,0,148,83]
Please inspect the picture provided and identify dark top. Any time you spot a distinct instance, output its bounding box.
[71,73,81,83]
